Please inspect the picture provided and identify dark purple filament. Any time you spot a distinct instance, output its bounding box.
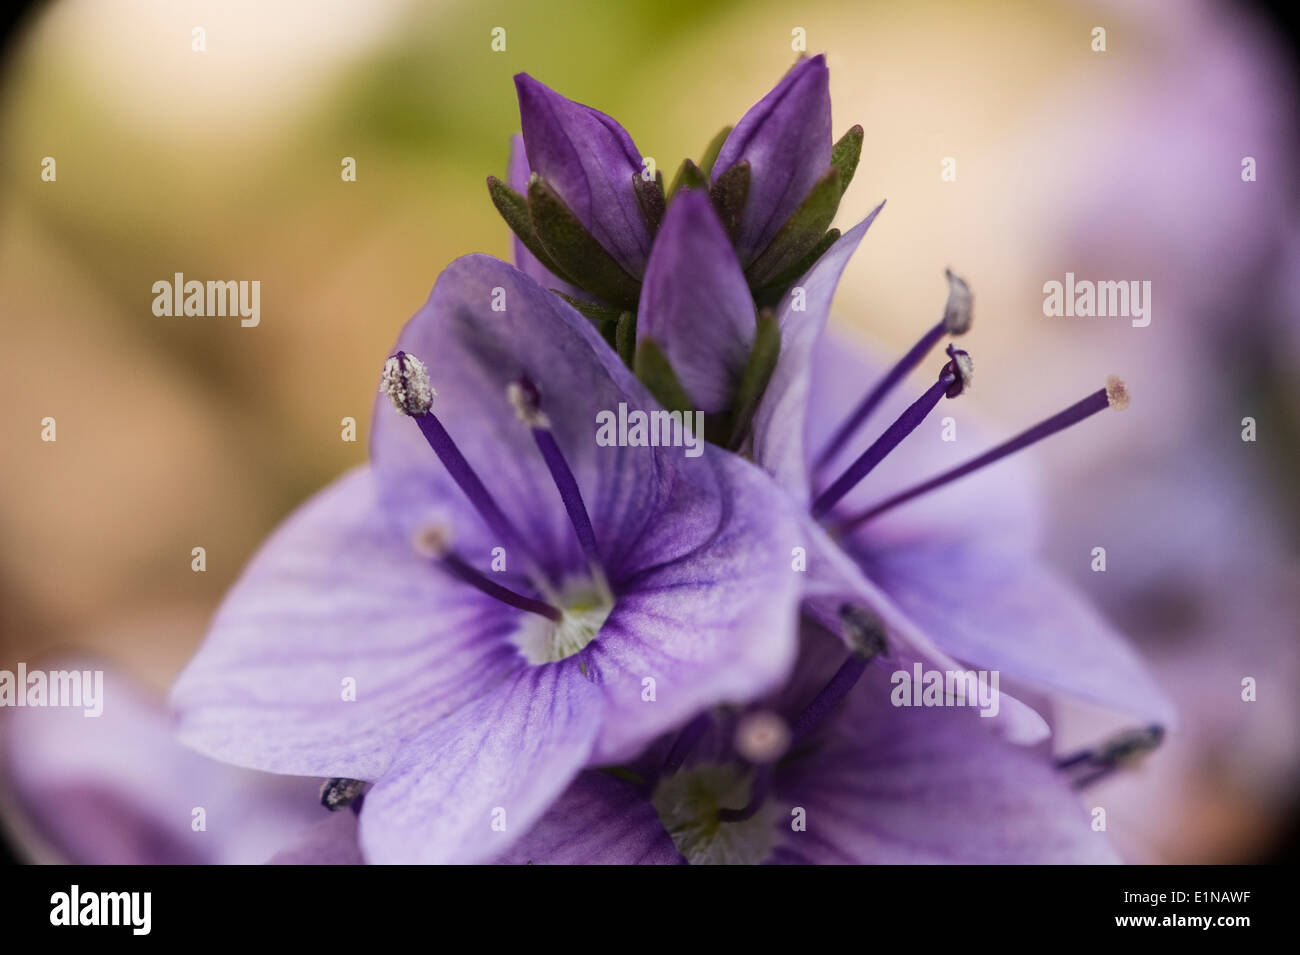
[814,319,946,473]
[414,413,531,560]
[438,550,562,621]
[811,364,957,519]
[836,385,1112,531]
[789,654,870,745]
[520,378,605,577]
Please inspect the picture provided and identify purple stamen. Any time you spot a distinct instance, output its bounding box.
[509,378,606,582]
[1055,724,1164,791]
[811,348,970,520]
[814,320,946,472]
[438,549,563,621]
[789,607,887,745]
[836,376,1128,532]
[813,270,973,473]
[382,352,534,563]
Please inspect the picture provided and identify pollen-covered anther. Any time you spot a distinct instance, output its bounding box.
[839,604,887,660]
[381,351,435,417]
[320,777,367,811]
[507,378,551,429]
[1105,375,1130,411]
[734,711,791,765]
[412,522,453,559]
[944,345,974,397]
[942,268,973,335]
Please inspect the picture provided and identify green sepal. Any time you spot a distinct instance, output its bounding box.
[744,166,841,288]
[487,175,571,282]
[527,174,642,310]
[633,170,666,233]
[633,338,695,415]
[554,291,625,327]
[830,125,864,197]
[667,157,709,202]
[709,160,750,243]
[751,227,841,308]
[726,310,782,450]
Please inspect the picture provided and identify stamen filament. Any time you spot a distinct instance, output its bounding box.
[438,550,563,621]
[813,270,973,472]
[812,351,968,520]
[790,607,887,745]
[510,378,610,597]
[414,412,532,557]
[1055,724,1164,778]
[790,655,868,744]
[382,353,536,567]
[836,377,1128,532]
[814,319,945,472]
[533,429,605,577]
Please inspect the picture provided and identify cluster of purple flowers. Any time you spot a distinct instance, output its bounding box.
[4,56,1172,865]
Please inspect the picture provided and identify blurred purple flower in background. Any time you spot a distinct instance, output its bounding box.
[0,662,350,865]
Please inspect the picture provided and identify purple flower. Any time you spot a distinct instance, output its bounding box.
[170,254,804,864]
[505,134,587,302]
[746,263,1174,736]
[634,189,757,414]
[508,623,1119,864]
[713,54,833,267]
[494,771,685,865]
[514,73,654,281]
[491,55,862,313]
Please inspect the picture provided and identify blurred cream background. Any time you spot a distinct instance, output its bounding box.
[2,0,1296,862]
